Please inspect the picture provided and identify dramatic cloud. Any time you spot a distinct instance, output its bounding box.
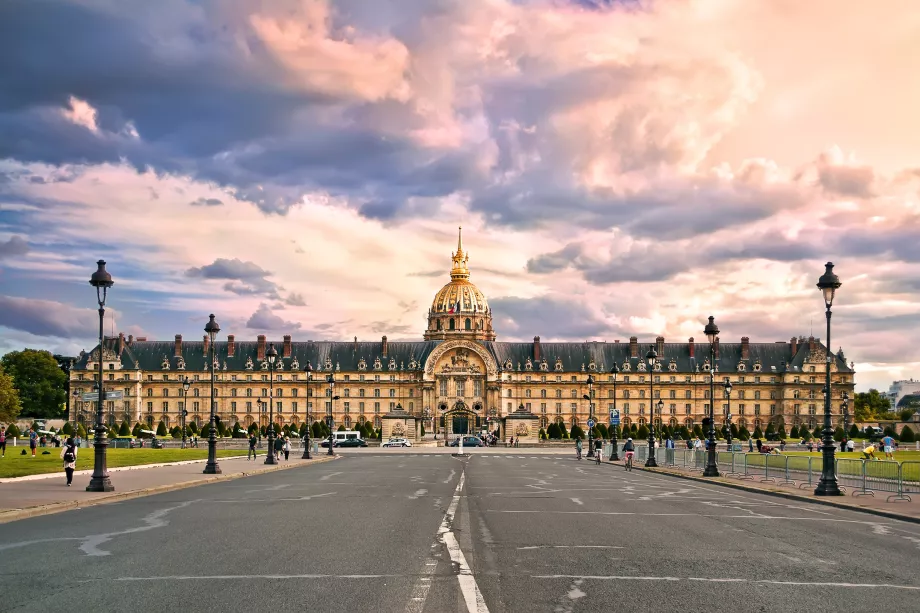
[246,303,301,332]
[189,197,223,207]
[185,258,279,298]
[0,236,29,259]
[0,295,101,338]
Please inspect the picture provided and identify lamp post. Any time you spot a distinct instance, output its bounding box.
[326,374,336,456]
[71,389,79,440]
[203,314,222,474]
[723,380,733,449]
[585,374,595,458]
[263,343,278,465]
[87,260,115,492]
[609,365,619,461]
[302,362,312,459]
[815,262,843,496]
[181,376,190,449]
[645,349,658,467]
[842,391,850,436]
[703,316,720,477]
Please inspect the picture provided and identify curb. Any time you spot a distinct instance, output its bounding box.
[628,463,920,526]
[0,455,253,483]
[0,455,338,525]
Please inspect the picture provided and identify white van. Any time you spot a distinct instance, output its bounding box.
[333,430,362,443]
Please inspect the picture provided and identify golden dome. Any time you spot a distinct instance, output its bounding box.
[430,227,490,315]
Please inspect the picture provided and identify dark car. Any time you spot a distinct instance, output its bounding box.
[448,436,484,447]
[334,438,368,448]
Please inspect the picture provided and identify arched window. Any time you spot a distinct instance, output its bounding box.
[449,319,455,331]
[465,318,471,330]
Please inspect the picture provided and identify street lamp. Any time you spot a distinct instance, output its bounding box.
[842,391,850,435]
[584,374,595,458]
[181,376,191,449]
[302,361,312,459]
[723,380,733,449]
[815,262,843,496]
[703,316,720,477]
[263,343,278,465]
[203,314,222,474]
[87,260,115,492]
[326,373,336,456]
[71,389,79,440]
[645,349,658,467]
[610,364,620,461]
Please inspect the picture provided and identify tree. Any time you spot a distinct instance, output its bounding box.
[678,426,690,439]
[5,423,21,437]
[848,424,860,439]
[596,423,608,438]
[337,424,346,432]
[539,427,547,440]
[118,420,131,436]
[170,426,181,438]
[883,425,899,440]
[789,425,800,438]
[752,426,763,439]
[900,426,916,443]
[0,349,66,419]
[570,425,585,440]
[156,420,168,436]
[637,424,649,439]
[420,423,426,437]
[853,389,891,422]
[248,423,259,435]
[200,423,211,438]
[76,423,86,438]
[813,426,822,439]
[692,424,703,438]
[899,408,916,422]
[558,421,569,439]
[61,421,74,436]
[311,421,323,438]
[299,422,308,437]
[0,363,22,425]
[833,426,845,442]
[546,422,560,439]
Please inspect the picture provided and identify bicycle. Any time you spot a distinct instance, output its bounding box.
[576,447,582,461]
[595,449,602,465]
[624,452,634,471]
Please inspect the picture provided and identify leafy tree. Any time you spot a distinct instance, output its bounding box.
[678,426,690,439]
[5,423,21,437]
[570,425,585,440]
[248,423,259,435]
[61,421,74,436]
[777,424,787,439]
[900,426,916,443]
[899,408,916,422]
[848,424,860,439]
[853,389,891,422]
[801,429,812,442]
[789,425,800,438]
[311,421,322,438]
[0,350,67,419]
[170,426,181,438]
[118,420,131,436]
[0,364,23,425]
[156,420,168,436]
[833,426,845,442]
[299,423,308,437]
[189,421,200,434]
[637,424,649,439]
[752,426,763,439]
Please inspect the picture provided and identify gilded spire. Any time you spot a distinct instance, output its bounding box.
[450,226,469,280]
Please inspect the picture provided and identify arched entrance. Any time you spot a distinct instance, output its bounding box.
[441,400,478,436]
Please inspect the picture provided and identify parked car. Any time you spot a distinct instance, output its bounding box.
[382,438,412,448]
[334,438,368,448]
[448,436,484,447]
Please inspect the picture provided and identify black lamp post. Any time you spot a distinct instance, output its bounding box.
[842,392,850,436]
[815,262,843,496]
[645,349,658,467]
[703,316,720,477]
[723,380,733,449]
[263,343,278,465]
[203,314,222,474]
[87,260,115,492]
[610,364,619,461]
[181,376,190,449]
[302,361,312,459]
[585,374,595,458]
[71,389,79,440]
[326,374,336,456]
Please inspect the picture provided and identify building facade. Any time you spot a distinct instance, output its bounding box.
[70,230,856,438]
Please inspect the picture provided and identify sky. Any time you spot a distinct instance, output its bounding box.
[1,0,919,393]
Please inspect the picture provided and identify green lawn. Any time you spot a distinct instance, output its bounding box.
[0,448,251,479]
[719,450,920,481]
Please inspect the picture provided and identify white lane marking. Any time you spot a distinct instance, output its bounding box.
[319,471,342,481]
[444,469,457,484]
[440,470,490,613]
[485,510,897,526]
[81,501,197,556]
[570,498,583,506]
[408,489,428,499]
[532,575,920,591]
[211,492,336,503]
[517,545,623,550]
[244,483,290,493]
[117,574,394,580]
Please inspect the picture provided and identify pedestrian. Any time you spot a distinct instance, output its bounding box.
[575,437,582,460]
[29,430,37,457]
[881,433,895,460]
[248,433,258,460]
[60,437,77,486]
[0,427,6,458]
[283,436,290,461]
[748,438,754,452]
[847,438,855,452]
[756,438,763,453]
[274,436,283,460]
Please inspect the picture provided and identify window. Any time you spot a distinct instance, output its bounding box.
[555,389,562,398]
[770,404,776,415]
[372,388,380,398]
[685,404,691,414]
[359,388,365,398]
[555,403,562,414]
[507,389,512,397]
[541,403,547,413]
[525,389,532,398]
[230,388,237,397]
[147,389,153,397]
[246,401,252,411]
[162,389,169,397]
[669,390,676,399]
[570,403,577,413]
[457,380,465,397]
[449,319,455,331]
[639,390,646,399]
[685,390,692,399]
[374,402,380,413]
[754,390,761,399]
[440,380,448,396]
[389,389,395,397]
[623,376,630,383]
[162,401,169,411]
[474,380,483,397]
[754,404,761,415]
[262,388,268,397]
[344,402,350,413]
[147,402,153,412]
[570,390,577,398]
[292,388,298,397]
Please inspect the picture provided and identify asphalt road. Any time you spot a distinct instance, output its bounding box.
[1,450,919,612]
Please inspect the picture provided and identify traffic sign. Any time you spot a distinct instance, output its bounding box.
[587,419,595,429]
[81,391,124,401]
[609,409,620,426]
[105,391,123,400]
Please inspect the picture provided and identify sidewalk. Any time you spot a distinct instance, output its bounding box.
[0,454,335,524]
[629,461,920,524]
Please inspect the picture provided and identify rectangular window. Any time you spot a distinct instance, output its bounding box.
[525,402,532,411]
[262,388,268,397]
[555,403,562,413]
[162,401,169,411]
[292,388,298,397]
[541,403,547,413]
[669,390,676,399]
[754,404,760,415]
[409,389,414,397]
[359,389,365,397]
[770,404,776,415]
[231,401,237,411]
[507,402,512,411]
[276,401,282,412]
[623,376,630,383]
[147,402,153,412]
[277,389,283,397]
[344,402,350,413]
[359,402,365,412]
[389,388,395,397]
[738,404,745,415]
[457,380,465,397]
[246,401,252,410]
[343,388,350,397]
[474,380,483,397]
[193,401,200,411]
[570,403,577,413]
[374,402,380,413]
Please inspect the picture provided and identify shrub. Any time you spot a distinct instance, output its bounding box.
[61,422,74,436]
[900,426,916,443]
[883,426,899,440]
[596,423,608,438]
[752,426,763,439]
[200,423,211,438]
[692,424,703,438]
[547,422,560,439]
[833,426,845,442]
[738,426,750,440]
[76,423,86,438]
[558,421,569,439]
[848,424,860,439]
[170,426,181,438]
[789,425,799,438]
[813,426,822,439]
[777,425,787,439]
[570,425,585,440]
[899,408,915,422]
[637,424,649,439]
[118,421,131,436]
[539,427,547,440]
[730,423,739,438]
[801,430,812,441]
[5,423,21,437]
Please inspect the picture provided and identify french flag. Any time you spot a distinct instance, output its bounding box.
[449,298,461,313]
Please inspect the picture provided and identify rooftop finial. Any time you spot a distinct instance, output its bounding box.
[450,226,469,279]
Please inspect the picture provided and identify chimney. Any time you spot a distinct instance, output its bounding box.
[790,336,798,355]
[382,335,388,358]
[136,337,147,342]
[118,332,125,355]
[227,334,235,357]
[533,336,541,361]
[629,336,638,358]
[688,337,695,358]
[283,334,292,358]
[354,336,358,353]
[174,334,182,357]
[741,337,750,360]
[128,334,134,345]
[808,335,815,352]
[257,335,266,360]
[656,335,665,355]
[202,334,210,357]
[714,337,720,359]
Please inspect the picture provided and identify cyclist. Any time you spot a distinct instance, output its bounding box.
[623,437,635,470]
[595,444,602,465]
[575,437,583,460]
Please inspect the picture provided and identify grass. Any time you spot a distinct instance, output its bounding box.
[714,450,920,482]
[0,448,252,479]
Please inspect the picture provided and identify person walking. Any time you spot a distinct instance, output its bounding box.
[283,436,290,461]
[60,437,77,486]
[248,433,258,460]
[0,427,6,458]
[575,437,583,460]
[273,436,283,461]
[29,430,37,457]
[748,437,754,452]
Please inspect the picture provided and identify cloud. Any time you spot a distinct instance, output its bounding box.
[0,236,29,259]
[246,303,301,331]
[189,197,223,207]
[284,292,306,307]
[490,295,620,340]
[185,258,279,298]
[0,295,101,338]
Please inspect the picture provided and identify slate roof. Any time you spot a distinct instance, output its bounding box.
[75,335,852,375]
